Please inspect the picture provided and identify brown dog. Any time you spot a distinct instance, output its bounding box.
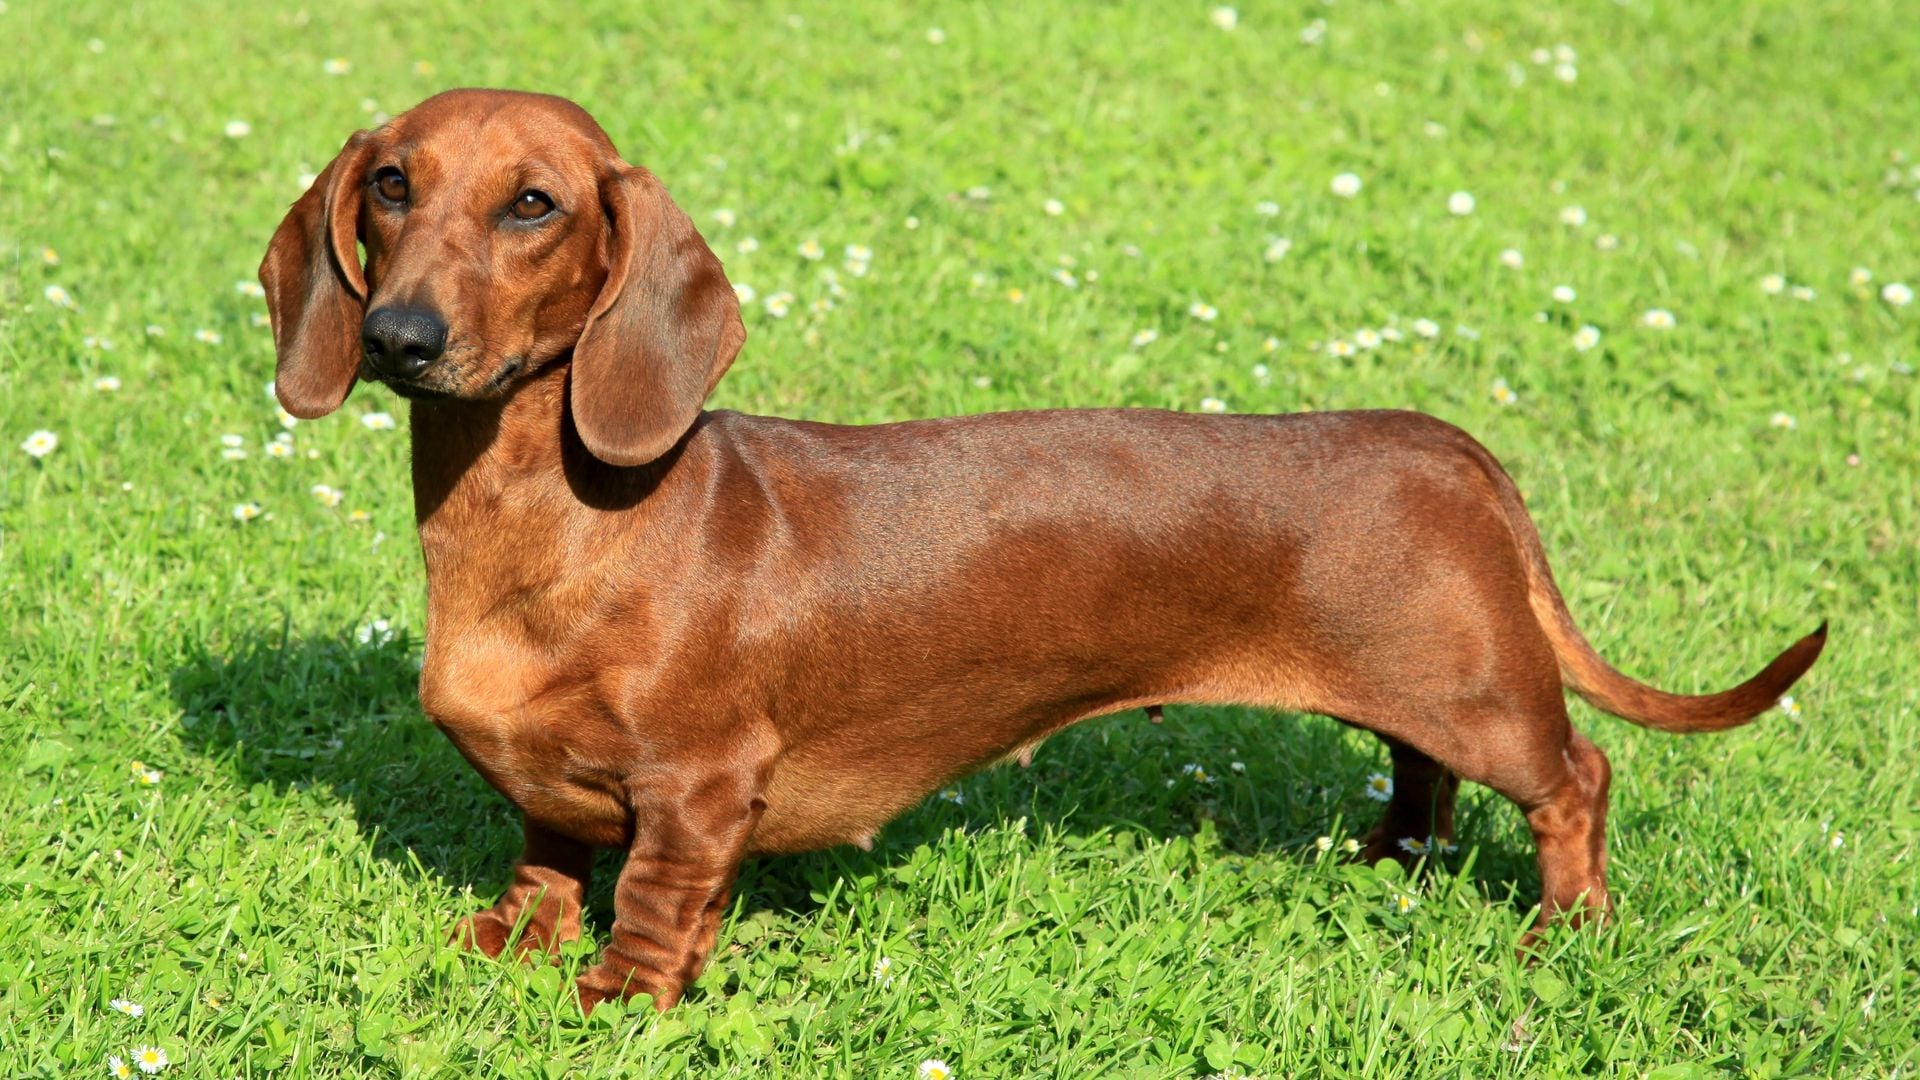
[260,89,1825,1012]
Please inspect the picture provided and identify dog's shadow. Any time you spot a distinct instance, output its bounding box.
[171,630,1545,943]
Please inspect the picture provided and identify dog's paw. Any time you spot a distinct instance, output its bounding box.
[449,911,513,958]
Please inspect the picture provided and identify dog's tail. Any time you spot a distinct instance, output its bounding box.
[1464,437,1826,734]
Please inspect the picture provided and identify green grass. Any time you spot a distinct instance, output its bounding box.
[4,0,1918,1075]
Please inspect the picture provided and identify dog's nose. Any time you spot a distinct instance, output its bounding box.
[362,306,448,379]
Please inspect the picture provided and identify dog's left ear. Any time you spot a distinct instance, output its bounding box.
[571,164,745,467]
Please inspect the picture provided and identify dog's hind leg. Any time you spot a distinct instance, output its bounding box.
[1356,736,1461,866]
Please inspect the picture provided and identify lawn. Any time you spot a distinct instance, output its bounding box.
[3,0,1917,1075]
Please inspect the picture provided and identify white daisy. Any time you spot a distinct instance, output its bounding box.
[1355,328,1382,349]
[1363,773,1393,802]
[360,412,396,430]
[1640,308,1677,329]
[310,483,344,507]
[1314,835,1334,852]
[1042,198,1065,217]
[1595,233,1620,251]
[109,1055,133,1079]
[1327,339,1356,358]
[1390,894,1418,915]
[711,208,737,228]
[764,291,795,318]
[732,282,758,305]
[1447,191,1475,216]
[1264,236,1293,262]
[1329,172,1363,198]
[1209,6,1238,31]
[925,27,946,44]
[232,502,263,522]
[322,57,351,75]
[109,998,144,1017]
[21,430,59,458]
[918,1060,954,1080]
[1198,398,1227,414]
[1791,285,1816,301]
[1881,282,1914,307]
[735,236,760,255]
[1770,412,1797,430]
[1849,267,1872,287]
[1410,318,1441,339]
[1554,63,1577,83]
[1254,200,1280,216]
[1188,301,1219,322]
[1050,268,1078,289]
[1397,836,1431,857]
[1499,248,1524,269]
[1492,377,1519,406]
[94,375,122,392]
[1572,325,1601,352]
[1559,205,1588,227]
[1551,284,1576,304]
[1760,273,1786,295]
[224,119,251,139]
[797,239,824,261]
[194,328,222,345]
[1130,328,1159,348]
[44,284,76,308]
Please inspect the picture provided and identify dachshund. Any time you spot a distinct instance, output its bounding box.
[260,88,1825,1012]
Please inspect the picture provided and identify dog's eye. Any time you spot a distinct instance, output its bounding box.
[372,167,409,204]
[510,190,556,221]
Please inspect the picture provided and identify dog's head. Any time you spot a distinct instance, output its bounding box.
[259,88,744,467]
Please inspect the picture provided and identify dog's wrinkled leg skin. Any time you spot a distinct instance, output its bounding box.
[576,772,765,1015]
[451,819,594,959]
[1358,738,1461,868]
[1515,730,1613,954]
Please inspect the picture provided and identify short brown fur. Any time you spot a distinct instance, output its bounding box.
[261,90,1826,1013]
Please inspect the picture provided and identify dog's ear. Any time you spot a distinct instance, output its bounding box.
[571,164,745,467]
[259,131,375,419]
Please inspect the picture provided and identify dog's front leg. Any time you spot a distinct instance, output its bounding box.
[450,818,594,958]
[576,768,766,1013]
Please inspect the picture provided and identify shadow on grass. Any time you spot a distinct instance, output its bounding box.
[170,629,1546,937]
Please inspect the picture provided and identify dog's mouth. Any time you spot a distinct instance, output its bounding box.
[362,354,527,399]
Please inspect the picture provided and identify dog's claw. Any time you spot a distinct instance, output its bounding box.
[1145,705,1164,724]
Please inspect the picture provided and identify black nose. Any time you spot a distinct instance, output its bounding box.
[362,306,448,379]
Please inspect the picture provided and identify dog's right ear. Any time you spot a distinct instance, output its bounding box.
[259,131,375,419]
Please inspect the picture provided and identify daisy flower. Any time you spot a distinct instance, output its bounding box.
[1447,191,1475,216]
[918,1060,954,1080]
[109,1055,133,1079]
[1042,198,1065,216]
[1354,328,1382,349]
[1492,378,1519,406]
[109,998,144,1017]
[711,209,737,228]
[1499,248,1524,269]
[1209,6,1238,31]
[965,185,991,201]
[1397,836,1431,857]
[735,236,760,255]
[347,509,372,523]
[1550,284,1576,304]
[1779,695,1802,715]
[1050,268,1078,289]
[357,618,393,646]
[1260,337,1280,354]
[1340,838,1361,854]
[1005,288,1025,304]
[1790,285,1816,301]
[1881,282,1914,307]
[1595,233,1620,251]
[224,119,251,139]
[232,502,264,522]
[1849,267,1873,287]
[1363,772,1393,802]
[1411,318,1441,339]
[1639,308,1677,329]
[797,239,824,261]
[310,483,344,507]
[322,57,351,75]
[1769,412,1796,430]
[41,246,60,265]
[1327,339,1356,358]
[1572,325,1600,352]
[1554,63,1577,83]
[1390,894,1418,915]
[1559,205,1588,227]
[20,430,58,458]
[1329,172,1363,198]
[1760,273,1786,295]
[1254,200,1280,216]
[1130,328,1159,348]
[45,284,77,308]
[926,27,946,44]
[1380,326,1404,343]
[732,282,758,305]
[1188,301,1219,322]
[265,440,294,459]
[1828,830,1845,850]
[131,1045,169,1073]
[360,412,396,431]
[764,291,795,318]
[844,243,873,264]
[1314,835,1334,852]
[1264,237,1293,262]
[130,758,161,783]
[937,788,964,805]
[194,328,222,345]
